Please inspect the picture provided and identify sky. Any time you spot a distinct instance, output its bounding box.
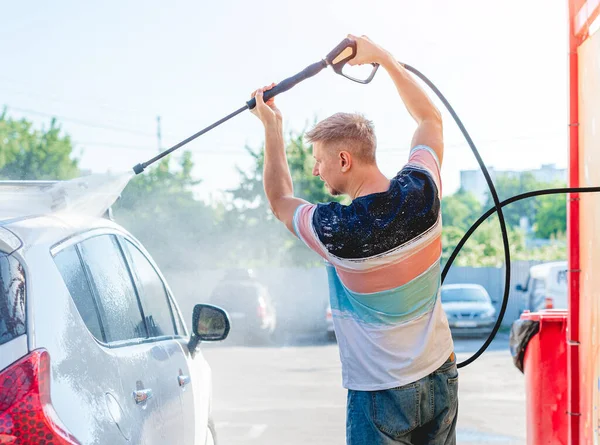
[1,0,569,203]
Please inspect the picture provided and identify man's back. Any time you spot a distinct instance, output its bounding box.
[294,145,453,390]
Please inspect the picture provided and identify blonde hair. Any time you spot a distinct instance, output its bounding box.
[305,113,376,163]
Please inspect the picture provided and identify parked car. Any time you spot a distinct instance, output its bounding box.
[209,269,276,345]
[516,261,568,312]
[441,284,497,336]
[0,184,229,444]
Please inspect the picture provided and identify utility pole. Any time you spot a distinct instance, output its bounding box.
[156,115,162,153]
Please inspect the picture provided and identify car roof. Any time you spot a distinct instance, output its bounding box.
[530,261,568,278]
[0,213,128,254]
[0,181,62,221]
[0,178,129,254]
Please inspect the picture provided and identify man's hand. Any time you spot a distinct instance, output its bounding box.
[250,83,283,127]
[251,84,308,235]
[346,34,393,67]
[352,35,444,165]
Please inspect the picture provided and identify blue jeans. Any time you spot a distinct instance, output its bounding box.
[346,355,458,445]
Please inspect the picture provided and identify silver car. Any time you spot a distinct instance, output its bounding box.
[0,209,229,444]
[441,283,497,336]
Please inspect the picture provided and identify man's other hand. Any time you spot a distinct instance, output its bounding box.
[250,83,283,127]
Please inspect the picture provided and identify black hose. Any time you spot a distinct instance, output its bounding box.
[404,64,600,368]
[442,186,600,282]
[403,64,512,368]
[442,186,600,368]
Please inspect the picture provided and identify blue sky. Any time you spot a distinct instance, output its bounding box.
[1,0,568,202]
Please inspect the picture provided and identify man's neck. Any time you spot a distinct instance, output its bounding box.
[347,167,391,200]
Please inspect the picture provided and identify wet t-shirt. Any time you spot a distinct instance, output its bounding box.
[293,145,453,390]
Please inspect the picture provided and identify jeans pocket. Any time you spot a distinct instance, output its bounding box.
[444,376,459,425]
[372,383,420,439]
[436,354,457,373]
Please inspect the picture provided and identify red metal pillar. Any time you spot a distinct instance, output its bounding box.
[567,1,583,443]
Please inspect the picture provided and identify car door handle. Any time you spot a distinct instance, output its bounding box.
[133,388,153,404]
[178,375,191,388]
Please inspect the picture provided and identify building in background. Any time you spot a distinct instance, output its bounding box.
[460,164,567,205]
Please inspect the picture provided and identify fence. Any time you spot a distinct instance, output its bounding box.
[165,260,546,334]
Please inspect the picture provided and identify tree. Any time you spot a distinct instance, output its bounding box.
[484,172,542,229]
[441,190,482,232]
[442,218,526,268]
[483,173,568,240]
[442,186,567,267]
[225,131,342,267]
[0,109,79,180]
[535,192,567,239]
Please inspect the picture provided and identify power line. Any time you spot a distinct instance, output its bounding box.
[73,141,154,151]
[0,78,159,119]
[4,105,156,138]
[4,104,564,158]
[73,141,252,155]
[0,81,227,130]
[3,102,232,142]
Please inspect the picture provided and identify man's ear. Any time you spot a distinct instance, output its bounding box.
[339,151,352,172]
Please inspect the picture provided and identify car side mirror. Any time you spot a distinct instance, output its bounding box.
[188,304,230,353]
[193,304,230,341]
[516,284,524,292]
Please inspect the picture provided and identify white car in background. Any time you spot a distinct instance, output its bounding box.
[516,261,568,312]
[0,181,229,445]
[441,283,497,336]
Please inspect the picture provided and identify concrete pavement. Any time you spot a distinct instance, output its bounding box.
[202,333,526,444]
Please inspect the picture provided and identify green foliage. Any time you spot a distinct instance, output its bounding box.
[484,173,541,228]
[226,134,569,268]
[441,190,482,232]
[3,110,568,271]
[442,218,523,267]
[0,109,79,180]
[442,198,566,268]
[535,192,567,238]
[224,131,341,268]
[484,173,567,239]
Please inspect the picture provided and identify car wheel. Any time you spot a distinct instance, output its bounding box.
[206,418,217,445]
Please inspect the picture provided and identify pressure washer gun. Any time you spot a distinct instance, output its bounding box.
[132,38,379,175]
[245,38,379,111]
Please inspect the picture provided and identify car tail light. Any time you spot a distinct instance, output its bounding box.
[257,298,267,320]
[545,297,554,309]
[326,307,332,321]
[0,349,80,444]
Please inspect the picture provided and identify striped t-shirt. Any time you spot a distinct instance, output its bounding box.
[293,145,453,391]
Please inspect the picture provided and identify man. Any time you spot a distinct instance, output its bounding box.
[250,34,457,445]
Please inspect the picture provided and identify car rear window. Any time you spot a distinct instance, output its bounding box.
[78,235,146,343]
[54,245,105,342]
[210,283,261,309]
[0,253,26,345]
[441,287,489,303]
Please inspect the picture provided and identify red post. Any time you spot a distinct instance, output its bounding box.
[567,0,582,443]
